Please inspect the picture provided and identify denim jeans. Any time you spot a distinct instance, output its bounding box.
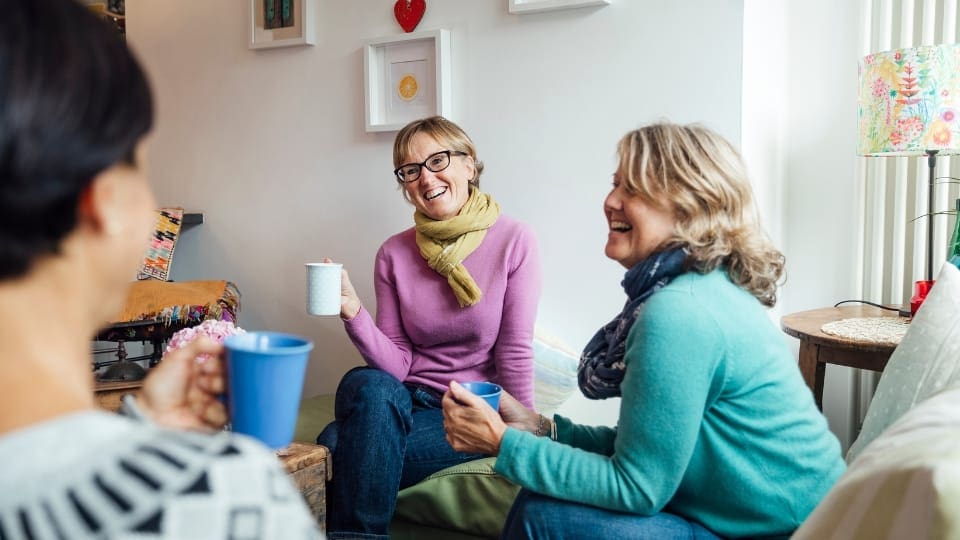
[501,489,722,540]
[316,367,483,540]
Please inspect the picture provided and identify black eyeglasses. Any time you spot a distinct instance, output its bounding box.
[394,150,467,184]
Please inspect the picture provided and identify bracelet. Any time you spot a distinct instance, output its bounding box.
[534,414,547,437]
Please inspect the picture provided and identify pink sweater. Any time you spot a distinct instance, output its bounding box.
[343,215,540,408]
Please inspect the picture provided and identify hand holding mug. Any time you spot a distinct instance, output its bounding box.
[323,257,362,320]
[442,381,508,455]
[140,337,227,432]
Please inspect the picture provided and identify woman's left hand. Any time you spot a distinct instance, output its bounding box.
[139,337,228,431]
[442,381,508,455]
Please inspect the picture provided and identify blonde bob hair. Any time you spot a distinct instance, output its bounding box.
[393,116,484,189]
[616,122,785,306]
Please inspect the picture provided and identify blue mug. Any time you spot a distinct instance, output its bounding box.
[460,381,502,410]
[224,332,313,449]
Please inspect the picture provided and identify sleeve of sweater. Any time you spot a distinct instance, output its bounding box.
[494,287,726,515]
[491,223,541,409]
[342,244,415,381]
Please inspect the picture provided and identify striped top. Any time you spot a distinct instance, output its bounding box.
[0,410,322,539]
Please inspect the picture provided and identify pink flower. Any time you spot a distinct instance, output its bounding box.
[871,77,889,98]
[166,319,246,361]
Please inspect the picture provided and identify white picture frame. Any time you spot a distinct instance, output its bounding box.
[363,29,452,133]
[508,0,610,14]
[248,0,316,50]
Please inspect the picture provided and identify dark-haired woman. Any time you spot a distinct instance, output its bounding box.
[0,0,321,537]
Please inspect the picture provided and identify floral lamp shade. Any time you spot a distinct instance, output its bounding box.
[858,43,960,156]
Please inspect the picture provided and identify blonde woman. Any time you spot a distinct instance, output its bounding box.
[318,117,541,539]
[442,123,844,539]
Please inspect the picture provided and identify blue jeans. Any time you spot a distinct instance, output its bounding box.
[501,489,722,540]
[316,367,483,540]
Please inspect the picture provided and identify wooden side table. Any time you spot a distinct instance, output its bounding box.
[781,305,904,410]
[278,442,331,532]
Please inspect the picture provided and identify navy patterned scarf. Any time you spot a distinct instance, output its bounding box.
[578,248,688,399]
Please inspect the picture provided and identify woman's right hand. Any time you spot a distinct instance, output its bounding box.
[324,257,361,320]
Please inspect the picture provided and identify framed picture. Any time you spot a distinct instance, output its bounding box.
[363,29,452,133]
[508,0,610,14]
[248,0,315,50]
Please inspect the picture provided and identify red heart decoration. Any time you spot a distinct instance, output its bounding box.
[394,0,426,33]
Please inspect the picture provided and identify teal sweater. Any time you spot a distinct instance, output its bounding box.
[495,270,845,538]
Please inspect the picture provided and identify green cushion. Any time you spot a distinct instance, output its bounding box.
[295,394,517,539]
[395,458,519,539]
[389,518,490,540]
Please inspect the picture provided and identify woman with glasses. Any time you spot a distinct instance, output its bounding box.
[317,116,541,539]
[441,123,845,539]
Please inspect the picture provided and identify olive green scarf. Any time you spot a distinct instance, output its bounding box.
[414,187,501,307]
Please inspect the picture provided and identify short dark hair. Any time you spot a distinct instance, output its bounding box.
[0,0,154,280]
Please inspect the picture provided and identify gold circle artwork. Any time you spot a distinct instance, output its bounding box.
[397,74,419,101]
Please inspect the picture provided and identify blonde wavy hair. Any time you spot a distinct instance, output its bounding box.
[616,123,785,306]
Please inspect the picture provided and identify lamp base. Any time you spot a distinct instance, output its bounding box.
[910,279,936,317]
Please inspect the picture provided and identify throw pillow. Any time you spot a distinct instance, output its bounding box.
[137,207,183,281]
[793,386,960,539]
[532,326,580,415]
[394,458,520,539]
[845,262,960,462]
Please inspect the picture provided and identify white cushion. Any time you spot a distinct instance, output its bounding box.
[532,326,579,415]
[846,262,960,462]
[793,386,960,539]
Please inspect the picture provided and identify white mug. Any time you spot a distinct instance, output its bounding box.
[305,263,342,316]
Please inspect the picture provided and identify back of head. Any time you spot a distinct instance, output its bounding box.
[393,116,484,187]
[617,122,784,306]
[0,0,154,280]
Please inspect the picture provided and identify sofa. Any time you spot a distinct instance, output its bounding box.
[294,331,580,539]
[794,261,960,539]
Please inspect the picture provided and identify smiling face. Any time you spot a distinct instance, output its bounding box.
[603,173,677,269]
[401,132,475,221]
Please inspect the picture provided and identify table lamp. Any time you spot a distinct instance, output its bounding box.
[858,43,960,312]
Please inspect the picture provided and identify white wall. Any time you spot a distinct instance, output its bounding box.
[127,0,744,425]
[742,0,863,450]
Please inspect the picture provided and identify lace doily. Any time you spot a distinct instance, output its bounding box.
[820,317,909,346]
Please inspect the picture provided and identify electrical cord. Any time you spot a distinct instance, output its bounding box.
[833,300,912,318]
